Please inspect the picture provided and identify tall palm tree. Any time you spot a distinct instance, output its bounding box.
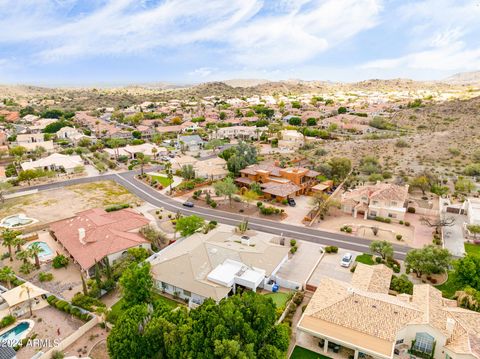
[14,236,26,253]
[28,243,42,268]
[20,284,33,317]
[0,266,16,289]
[16,249,31,265]
[1,229,21,262]
[135,153,151,176]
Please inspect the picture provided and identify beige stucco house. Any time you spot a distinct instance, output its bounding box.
[298,263,480,359]
[341,183,409,220]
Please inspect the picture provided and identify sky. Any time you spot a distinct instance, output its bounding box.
[0,0,479,86]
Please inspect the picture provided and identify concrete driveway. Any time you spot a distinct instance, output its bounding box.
[307,248,360,286]
[281,195,314,225]
[443,213,467,256]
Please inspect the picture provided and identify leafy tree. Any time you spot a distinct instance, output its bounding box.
[222,142,257,176]
[9,146,26,158]
[390,274,413,294]
[306,117,317,126]
[175,215,205,236]
[43,120,71,133]
[180,164,195,180]
[311,192,338,217]
[328,157,352,184]
[1,229,21,262]
[455,255,480,290]
[410,175,430,195]
[405,245,451,278]
[360,156,382,175]
[242,190,259,208]
[213,177,238,207]
[370,240,394,260]
[455,177,475,193]
[337,106,347,114]
[119,262,153,307]
[18,169,43,185]
[467,225,480,239]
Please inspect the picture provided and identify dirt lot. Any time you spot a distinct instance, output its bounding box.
[0,181,142,226]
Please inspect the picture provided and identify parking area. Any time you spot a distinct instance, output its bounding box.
[275,240,324,288]
[280,195,314,225]
[442,213,467,256]
[307,248,360,286]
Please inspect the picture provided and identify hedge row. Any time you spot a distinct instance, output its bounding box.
[47,295,93,322]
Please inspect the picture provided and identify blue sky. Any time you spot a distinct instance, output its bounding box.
[0,0,479,85]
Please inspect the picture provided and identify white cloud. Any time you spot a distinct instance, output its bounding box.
[0,0,383,67]
[188,67,216,78]
[362,0,480,72]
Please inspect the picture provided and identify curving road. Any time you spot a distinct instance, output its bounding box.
[19,170,411,259]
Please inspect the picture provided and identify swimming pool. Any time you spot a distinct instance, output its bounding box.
[27,241,53,258]
[0,214,37,228]
[0,321,32,346]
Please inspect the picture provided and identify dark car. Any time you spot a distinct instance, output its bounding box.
[183,201,194,208]
[287,198,296,207]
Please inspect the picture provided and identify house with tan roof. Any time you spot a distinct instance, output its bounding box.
[171,155,228,180]
[148,225,290,307]
[49,208,150,277]
[298,263,480,359]
[236,164,319,201]
[21,153,84,173]
[341,182,409,220]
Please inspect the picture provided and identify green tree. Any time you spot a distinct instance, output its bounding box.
[370,240,394,260]
[175,215,205,236]
[328,157,352,184]
[135,153,151,176]
[9,145,26,159]
[390,274,413,294]
[242,190,259,208]
[405,245,451,278]
[180,164,195,180]
[467,225,480,239]
[0,266,16,289]
[410,175,431,195]
[213,177,238,207]
[1,229,21,262]
[119,262,153,307]
[455,255,480,290]
[455,177,475,193]
[337,106,347,114]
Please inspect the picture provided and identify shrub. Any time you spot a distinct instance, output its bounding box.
[324,246,338,253]
[256,201,263,207]
[345,227,352,233]
[375,256,382,264]
[290,239,297,247]
[282,199,288,205]
[290,246,298,254]
[20,262,35,275]
[374,216,392,224]
[407,207,416,213]
[52,254,69,269]
[51,350,65,359]
[39,272,54,282]
[105,203,130,212]
[55,300,69,310]
[0,315,15,329]
[399,220,404,225]
[404,221,410,227]
[210,201,217,208]
[396,234,403,241]
[350,264,357,273]
[72,293,106,311]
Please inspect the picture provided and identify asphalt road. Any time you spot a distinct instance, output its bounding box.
[18,170,411,259]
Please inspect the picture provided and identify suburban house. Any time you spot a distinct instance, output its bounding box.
[297,263,480,359]
[341,183,409,220]
[17,140,55,154]
[462,198,480,225]
[49,208,150,277]
[279,130,305,149]
[27,118,57,133]
[104,143,168,159]
[236,164,319,201]
[148,225,290,307]
[21,153,84,173]
[0,282,48,318]
[214,126,266,140]
[178,134,204,151]
[56,126,91,143]
[171,155,228,180]
[16,133,45,144]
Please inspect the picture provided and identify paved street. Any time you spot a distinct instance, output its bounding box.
[18,170,411,259]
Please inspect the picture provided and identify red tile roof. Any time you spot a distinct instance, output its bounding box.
[50,208,149,270]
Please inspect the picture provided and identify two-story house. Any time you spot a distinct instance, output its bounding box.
[341,182,409,220]
[236,164,319,201]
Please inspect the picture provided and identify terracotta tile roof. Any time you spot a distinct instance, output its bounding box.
[342,182,409,204]
[261,181,300,197]
[50,208,149,270]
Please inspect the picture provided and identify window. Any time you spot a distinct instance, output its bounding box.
[414,332,435,354]
[370,211,377,217]
[388,213,397,218]
[183,290,191,297]
[391,201,397,206]
[395,339,404,345]
[161,282,168,289]
[372,201,378,205]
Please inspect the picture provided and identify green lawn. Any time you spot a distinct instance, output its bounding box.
[355,253,374,265]
[465,243,480,258]
[290,346,331,359]
[151,174,173,187]
[264,292,290,309]
[436,271,462,299]
[108,293,179,323]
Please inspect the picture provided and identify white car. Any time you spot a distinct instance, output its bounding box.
[340,253,353,267]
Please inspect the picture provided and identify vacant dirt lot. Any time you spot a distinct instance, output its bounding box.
[0,181,142,226]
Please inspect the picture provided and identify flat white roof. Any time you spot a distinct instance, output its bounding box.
[207,259,264,288]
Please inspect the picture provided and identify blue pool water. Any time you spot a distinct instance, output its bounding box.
[27,241,53,258]
[0,321,30,345]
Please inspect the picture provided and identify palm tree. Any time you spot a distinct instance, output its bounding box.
[0,267,16,289]
[14,236,26,253]
[16,249,31,265]
[1,229,21,262]
[135,153,151,176]
[20,284,33,317]
[28,243,42,268]
[164,162,174,193]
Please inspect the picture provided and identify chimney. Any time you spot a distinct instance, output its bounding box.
[78,228,86,244]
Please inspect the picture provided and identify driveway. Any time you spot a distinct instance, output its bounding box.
[275,240,324,288]
[307,248,360,286]
[443,213,467,256]
[281,196,314,225]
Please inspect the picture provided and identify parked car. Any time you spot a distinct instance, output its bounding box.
[340,253,353,267]
[182,201,194,208]
[287,198,296,207]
